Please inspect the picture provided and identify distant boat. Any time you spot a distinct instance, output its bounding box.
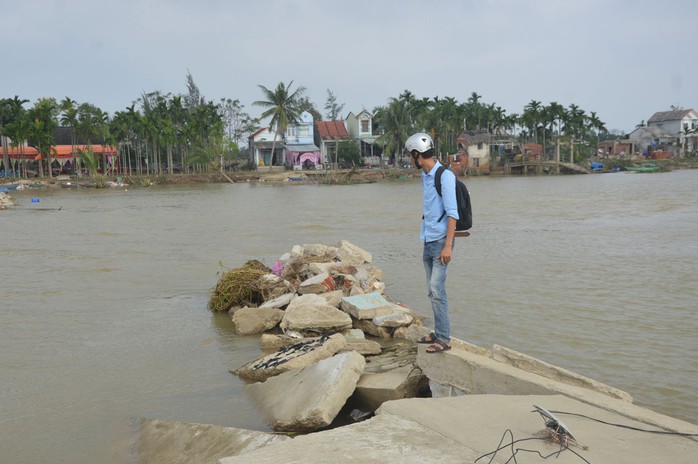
[625,164,660,172]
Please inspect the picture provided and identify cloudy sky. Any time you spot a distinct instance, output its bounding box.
[2,0,695,133]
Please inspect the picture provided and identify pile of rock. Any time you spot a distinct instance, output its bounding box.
[219,240,432,432]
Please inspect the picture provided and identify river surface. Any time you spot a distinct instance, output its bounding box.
[1,169,697,463]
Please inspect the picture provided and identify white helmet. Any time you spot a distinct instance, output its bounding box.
[405,132,434,154]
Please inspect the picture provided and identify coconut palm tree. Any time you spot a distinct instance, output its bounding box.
[253,81,306,170]
[27,98,59,178]
[60,97,79,174]
[0,97,28,175]
[374,97,413,160]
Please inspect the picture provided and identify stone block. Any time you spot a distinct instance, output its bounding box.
[245,351,366,432]
[340,293,394,320]
[350,365,427,411]
[280,300,352,334]
[298,272,335,294]
[234,334,347,382]
[132,418,288,464]
[335,240,372,264]
[232,307,284,335]
[260,292,296,309]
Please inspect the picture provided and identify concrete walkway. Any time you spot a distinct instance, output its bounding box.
[219,393,698,464]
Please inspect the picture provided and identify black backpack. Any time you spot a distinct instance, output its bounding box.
[434,166,472,231]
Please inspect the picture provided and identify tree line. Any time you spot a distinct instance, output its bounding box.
[1,74,611,178]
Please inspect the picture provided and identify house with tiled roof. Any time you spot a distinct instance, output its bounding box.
[346,110,383,163]
[455,129,491,174]
[248,111,321,169]
[314,120,349,165]
[646,108,698,156]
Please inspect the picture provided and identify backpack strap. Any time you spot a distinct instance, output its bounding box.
[434,165,444,197]
[433,165,446,222]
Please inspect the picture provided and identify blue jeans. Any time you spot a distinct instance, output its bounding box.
[422,237,453,341]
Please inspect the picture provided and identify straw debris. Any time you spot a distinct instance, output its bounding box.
[209,261,273,312]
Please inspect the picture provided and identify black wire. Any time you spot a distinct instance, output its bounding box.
[475,430,592,464]
[550,410,698,437]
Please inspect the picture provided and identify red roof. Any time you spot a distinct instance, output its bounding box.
[6,144,117,159]
[316,120,349,140]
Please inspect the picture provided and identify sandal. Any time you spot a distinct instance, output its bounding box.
[417,332,437,344]
[426,339,451,353]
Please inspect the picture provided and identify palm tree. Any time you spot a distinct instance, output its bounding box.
[253,81,305,170]
[0,97,27,175]
[59,97,79,174]
[374,97,412,160]
[27,98,59,178]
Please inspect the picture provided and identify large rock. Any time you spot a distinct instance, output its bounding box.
[298,272,335,294]
[350,364,427,411]
[245,351,366,432]
[259,292,296,309]
[234,334,347,382]
[372,312,413,328]
[340,293,394,320]
[281,296,352,334]
[336,240,372,264]
[353,319,393,338]
[232,307,284,335]
[132,418,289,464]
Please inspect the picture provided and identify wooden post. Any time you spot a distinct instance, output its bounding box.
[555,138,560,174]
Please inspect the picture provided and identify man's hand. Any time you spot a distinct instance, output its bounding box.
[440,243,452,264]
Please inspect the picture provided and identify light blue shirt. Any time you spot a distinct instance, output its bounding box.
[420,161,459,242]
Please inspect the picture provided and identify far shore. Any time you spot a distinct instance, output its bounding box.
[2,157,697,189]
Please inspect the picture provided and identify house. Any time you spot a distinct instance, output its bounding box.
[284,111,321,169]
[455,129,491,174]
[2,127,117,176]
[248,111,321,169]
[314,120,349,166]
[597,139,635,158]
[628,125,674,157]
[248,127,283,168]
[345,110,382,163]
[646,108,698,156]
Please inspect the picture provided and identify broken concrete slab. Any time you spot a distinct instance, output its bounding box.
[259,292,296,309]
[218,412,481,464]
[131,418,288,464]
[245,351,366,432]
[376,394,698,464]
[350,364,427,411]
[335,240,372,264]
[341,338,382,355]
[372,312,413,328]
[234,334,347,382]
[219,393,698,464]
[492,344,633,402]
[298,272,335,294]
[353,319,392,338]
[280,299,352,334]
[231,307,284,335]
[340,292,394,320]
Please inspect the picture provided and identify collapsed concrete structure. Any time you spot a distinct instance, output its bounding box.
[132,241,698,464]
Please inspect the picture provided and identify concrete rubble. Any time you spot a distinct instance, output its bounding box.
[245,351,366,432]
[135,241,698,463]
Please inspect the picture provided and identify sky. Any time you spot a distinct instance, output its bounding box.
[2,0,696,134]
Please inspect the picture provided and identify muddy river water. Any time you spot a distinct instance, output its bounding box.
[1,169,696,463]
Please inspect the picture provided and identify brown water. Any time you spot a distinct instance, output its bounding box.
[1,170,697,463]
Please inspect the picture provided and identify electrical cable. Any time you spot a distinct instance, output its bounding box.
[475,429,592,464]
[549,410,698,437]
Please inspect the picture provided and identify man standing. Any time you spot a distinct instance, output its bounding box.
[405,132,458,353]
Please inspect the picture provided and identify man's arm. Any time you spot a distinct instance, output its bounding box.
[440,216,456,264]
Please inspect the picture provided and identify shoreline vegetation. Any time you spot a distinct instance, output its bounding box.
[2,157,697,190]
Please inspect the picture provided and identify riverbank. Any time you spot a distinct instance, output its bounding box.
[0,167,408,189]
